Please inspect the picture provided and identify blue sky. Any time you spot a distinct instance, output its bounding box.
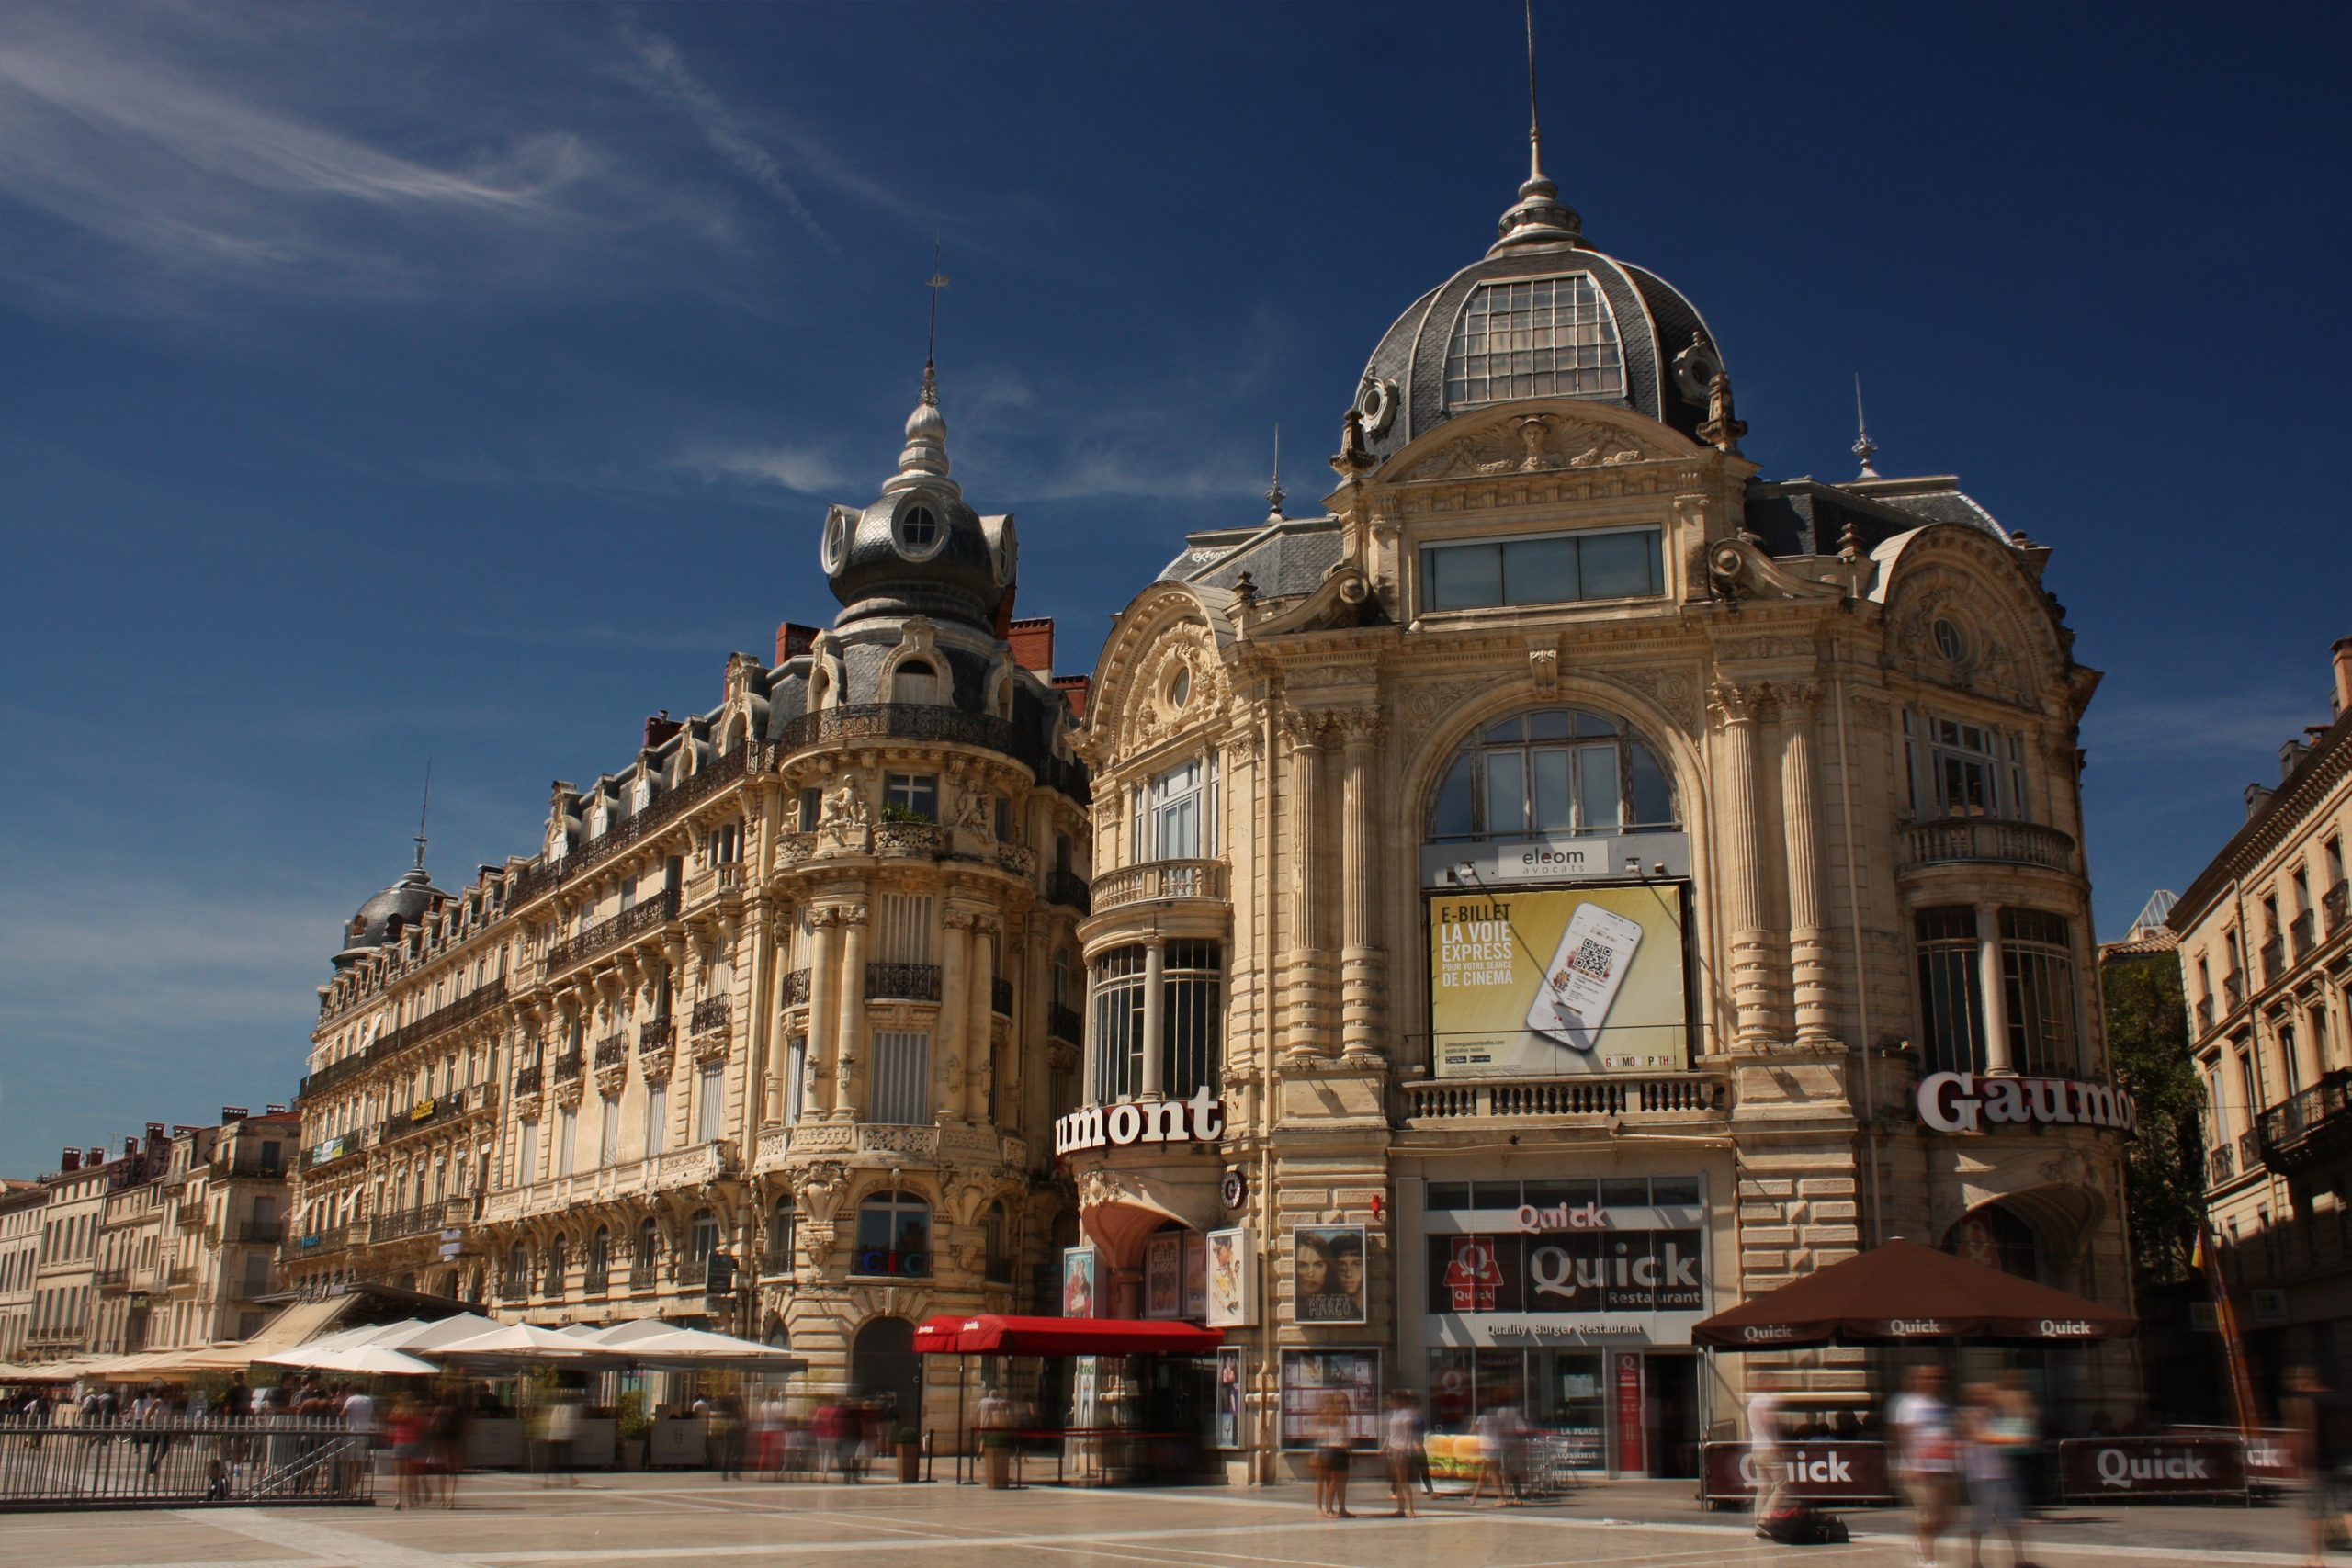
[1,2,2345,1176]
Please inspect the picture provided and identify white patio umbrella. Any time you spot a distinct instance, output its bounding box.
[424,1321,624,1367]
[260,1342,439,1375]
[585,1324,807,1373]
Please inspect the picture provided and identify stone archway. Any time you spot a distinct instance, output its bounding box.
[850,1315,922,1429]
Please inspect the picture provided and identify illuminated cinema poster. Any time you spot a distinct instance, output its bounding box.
[1427,884,1689,1077]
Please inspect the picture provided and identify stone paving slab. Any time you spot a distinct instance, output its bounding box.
[0,1474,2333,1568]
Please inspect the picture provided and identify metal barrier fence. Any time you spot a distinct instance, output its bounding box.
[0,1416,371,1509]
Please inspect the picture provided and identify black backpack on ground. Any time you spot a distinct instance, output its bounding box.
[1758,1503,1850,1545]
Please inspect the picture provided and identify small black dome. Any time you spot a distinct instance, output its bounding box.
[335,863,442,966]
[821,370,1009,631]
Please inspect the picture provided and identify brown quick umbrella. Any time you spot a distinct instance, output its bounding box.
[1692,1238,2137,1348]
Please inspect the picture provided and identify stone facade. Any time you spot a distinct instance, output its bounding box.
[0,1181,44,1362]
[288,371,1088,1435]
[2177,639,2352,1397]
[1063,151,2132,1478]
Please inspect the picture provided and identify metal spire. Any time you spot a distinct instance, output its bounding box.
[1851,373,1881,479]
[412,761,432,874]
[1525,0,1544,183]
[923,242,950,405]
[1266,425,1286,521]
[1489,1,1581,253]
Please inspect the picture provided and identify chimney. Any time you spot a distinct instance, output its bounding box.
[1053,674,1091,721]
[122,1137,138,1159]
[86,1146,103,1168]
[221,1107,247,1123]
[2247,782,2274,821]
[2334,637,2352,716]
[61,1149,80,1173]
[266,1103,287,1116]
[775,622,819,664]
[1008,618,1056,675]
[2283,739,2309,780]
[643,709,684,751]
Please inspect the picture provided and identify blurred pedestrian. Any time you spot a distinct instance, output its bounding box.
[1313,1390,1354,1517]
[1383,1390,1423,1517]
[2284,1365,2339,1568]
[1890,1365,1957,1568]
[1748,1367,1790,1532]
[1961,1382,2028,1568]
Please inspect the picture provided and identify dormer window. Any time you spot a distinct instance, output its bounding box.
[893,660,941,705]
[1444,275,1623,408]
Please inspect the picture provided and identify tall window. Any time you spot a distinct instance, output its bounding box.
[1091,947,1148,1101]
[892,660,941,705]
[1999,908,2080,1077]
[1905,712,2027,820]
[586,1227,610,1291]
[854,1191,931,1279]
[769,1196,797,1273]
[599,1096,618,1168]
[1146,759,1209,860]
[877,894,934,964]
[1164,942,1224,1099]
[1443,274,1623,405]
[545,1236,567,1295]
[644,1080,668,1156]
[871,1031,932,1125]
[688,1209,720,1271]
[1427,708,1675,841]
[884,773,938,822]
[695,1063,724,1143]
[1422,527,1663,612]
[984,1202,1012,1284]
[515,1119,539,1186]
[1915,907,1986,1075]
[785,1036,808,1126]
[555,1105,576,1178]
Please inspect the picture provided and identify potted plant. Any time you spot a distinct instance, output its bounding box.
[896,1426,922,1483]
[616,1389,650,1472]
[982,1428,1014,1490]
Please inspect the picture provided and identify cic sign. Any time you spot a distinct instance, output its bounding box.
[1056,1088,1227,1157]
[1916,1071,2138,1134]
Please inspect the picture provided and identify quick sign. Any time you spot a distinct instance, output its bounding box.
[1055,1087,1227,1156]
[2056,1438,2245,1500]
[1700,1441,1894,1504]
[1425,1230,1704,1314]
[1915,1071,2138,1134]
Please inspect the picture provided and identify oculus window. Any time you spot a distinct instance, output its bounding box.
[1444,275,1624,406]
[1426,707,1676,842]
[1422,526,1662,612]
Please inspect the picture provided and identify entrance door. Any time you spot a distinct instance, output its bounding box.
[851,1316,922,1430]
[1644,1353,1699,1479]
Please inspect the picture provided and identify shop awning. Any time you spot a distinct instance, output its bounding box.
[1691,1238,2138,1348]
[914,1314,1223,1357]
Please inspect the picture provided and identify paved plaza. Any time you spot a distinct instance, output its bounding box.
[0,1474,2335,1568]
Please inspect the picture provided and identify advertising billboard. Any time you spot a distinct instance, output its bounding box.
[1428,883,1688,1077]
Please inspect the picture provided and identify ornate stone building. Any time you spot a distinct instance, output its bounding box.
[1064,141,2132,1478]
[2177,638,2352,1398]
[290,368,1089,1426]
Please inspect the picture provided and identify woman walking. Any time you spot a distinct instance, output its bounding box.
[1383,1391,1423,1517]
[1313,1391,1354,1518]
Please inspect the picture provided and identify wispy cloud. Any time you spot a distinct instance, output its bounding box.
[677,440,854,497]
[2082,686,2325,764]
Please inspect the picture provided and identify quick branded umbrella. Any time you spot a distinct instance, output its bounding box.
[1692,1238,2137,1348]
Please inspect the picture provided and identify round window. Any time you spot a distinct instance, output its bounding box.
[897,504,940,557]
[1168,667,1191,709]
[821,507,852,573]
[1932,617,1967,661]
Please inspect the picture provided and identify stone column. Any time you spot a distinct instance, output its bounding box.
[938,911,972,1121]
[1141,936,1168,1097]
[834,905,869,1120]
[1283,710,1329,1060]
[1777,683,1835,1047]
[805,911,839,1119]
[966,916,998,1122]
[1339,708,1386,1060]
[1976,901,2013,1074]
[1709,682,1775,1049]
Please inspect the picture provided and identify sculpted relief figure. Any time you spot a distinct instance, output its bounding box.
[819,772,869,850]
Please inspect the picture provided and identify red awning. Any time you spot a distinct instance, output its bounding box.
[913,1314,1224,1357]
[1691,1238,2138,1348]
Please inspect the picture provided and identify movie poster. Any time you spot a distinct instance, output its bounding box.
[1215,1348,1245,1449]
[1293,1224,1368,1325]
[1144,1232,1182,1318]
[1206,1227,1255,1327]
[1182,1230,1208,1321]
[1061,1245,1097,1318]
[1428,885,1689,1077]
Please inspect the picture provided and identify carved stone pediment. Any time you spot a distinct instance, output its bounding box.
[1403,413,1661,482]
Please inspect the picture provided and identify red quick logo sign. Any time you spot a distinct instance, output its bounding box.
[1915,1071,2137,1134]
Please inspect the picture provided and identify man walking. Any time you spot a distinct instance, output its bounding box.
[1890,1365,1958,1568]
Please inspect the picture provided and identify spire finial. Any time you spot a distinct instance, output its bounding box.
[1266,424,1286,521]
[412,761,432,874]
[1525,0,1544,183]
[888,250,960,498]
[925,241,950,392]
[1489,1,1582,254]
[1852,372,1881,479]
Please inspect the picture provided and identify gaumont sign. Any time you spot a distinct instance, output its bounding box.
[1916,1071,2138,1134]
[2056,1438,2247,1501]
[1700,1441,1893,1504]
[1055,1088,1227,1157]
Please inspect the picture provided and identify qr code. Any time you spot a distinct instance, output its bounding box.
[1569,937,1614,979]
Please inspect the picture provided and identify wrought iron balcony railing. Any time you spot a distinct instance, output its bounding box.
[1046,869,1091,913]
[866,962,942,1002]
[774,702,1088,803]
[545,889,681,976]
[1048,1002,1082,1044]
[2261,936,2286,987]
[300,978,508,1100]
[2207,1141,2236,1187]
[594,1035,629,1071]
[690,996,730,1035]
[552,1051,584,1084]
[2328,880,2350,936]
[513,1064,543,1097]
[780,970,809,1008]
[2261,1071,2352,1173]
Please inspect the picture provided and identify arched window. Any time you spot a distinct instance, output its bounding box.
[854,1191,932,1279]
[767,1195,797,1277]
[687,1208,720,1279]
[503,1242,528,1299]
[1426,708,1675,842]
[586,1226,610,1292]
[983,1201,1012,1285]
[544,1236,567,1295]
[636,1217,661,1285]
[1443,274,1623,407]
[893,659,941,705]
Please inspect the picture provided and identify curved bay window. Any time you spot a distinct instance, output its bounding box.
[1090,941,1224,1103]
[1914,907,1985,1076]
[1428,708,1675,841]
[854,1191,931,1279]
[1914,905,2084,1078]
[2001,909,2080,1077]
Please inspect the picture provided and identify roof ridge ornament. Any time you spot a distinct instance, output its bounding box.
[1488,0,1583,254]
[1852,372,1882,479]
[1266,424,1286,522]
[886,247,960,499]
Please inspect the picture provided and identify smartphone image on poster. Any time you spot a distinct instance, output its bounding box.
[1525,903,1643,1052]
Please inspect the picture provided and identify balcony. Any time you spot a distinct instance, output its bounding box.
[513,1064,543,1098]
[678,1255,710,1288]
[1399,1075,1727,1122]
[2195,997,2216,1035]
[762,1250,795,1279]
[595,1034,630,1071]
[1046,869,1092,913]
[209,1156,288,1181]
[368,1197,477,1246]
[301,976,510,1099]
[2224,971,2245,1011]
[497,1272,530,1302]
[234,1219,285,1246]
[516,747,763,903]
[780,970,809,1008]
[2327,880,2349,937]
[685,863,745,909]
[690,996,730,1036]
[2208,1141,2237,1188]
[2262,1071,2352,1174]
[553,1050,584,1084]
[1897,818,2075,875]
[282,1224,352,1262]
[545,888,681,977]
[583,1266,609,1296]
[1092,858,1228,911]
[875,820,945,858]
[476,1140,739,1224]
[866,962,943,1002]
[628,1263,656,1291]
[381,1087,480,1145]
[2292,909,2318,962]
[2261,936,2287,987]
[2239,1128,2265,1176]
[164,1264,195,1289]
[96,1267,130,1292]
[1048,1002,1083,1044]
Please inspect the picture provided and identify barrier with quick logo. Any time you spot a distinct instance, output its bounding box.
[1698,1440,1893,1505]
[2055,1437,2249,1502]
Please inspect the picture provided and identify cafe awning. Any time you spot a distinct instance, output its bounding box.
[1691,1238,2138,1348]
[914,1314,1224,1357]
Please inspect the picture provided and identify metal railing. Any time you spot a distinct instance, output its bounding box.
[2328,880,2350,936]
[2239,1129,2264,1176]
[1046,869,1091,913]
[866,962,943,1002]
[1048,1003,1082,1043]
[545,889,681,977]
[300,978,508,1099]
[779,970,809,1008]
[2292,910,2318,961]
[690,996,730,1035]
[511,746,763,906]
[95,1268,130,1292]
[2260,936,2286,987]
[2195,997,2215,1034]
[552,1051,584,1084]
[1401,1076,1726,1121]
[1897,818,2075,874]
[0,1415,370,1507]
[2262,1071,2352,1168]
[628,1263,655,1291]
[1091,858,1227,911]
[774,702,1089,802]
[2209,1141,2237,1187]
[513,1064,543,1097]
[233,1220,284,1246]
[2224,971,2245,1010]
[367,1197,476,1246]
[594,1036,629,1071]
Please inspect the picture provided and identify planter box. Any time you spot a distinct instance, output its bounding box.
[650,1416,708,1469]
[467,1417,525,1471]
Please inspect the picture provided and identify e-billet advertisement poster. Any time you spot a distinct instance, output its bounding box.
[1061,1245,1098,1318]
[1428,883,1689,1077]
[1215,1347,1245,1449]
[1206,1227,1255,1327]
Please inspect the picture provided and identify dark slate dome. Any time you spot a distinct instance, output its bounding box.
[334,862,442,967]
[822,368,1011,632]
[1348,153,1725,462]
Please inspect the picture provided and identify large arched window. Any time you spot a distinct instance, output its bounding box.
[1426,708,1675,842]
[854,1191,932,1279]
[1444,275,1624,407]
[635,1217,660,1287]
[585,1226,611,1293]
[544,1236,568,1295]
[766,1195,797,1277]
